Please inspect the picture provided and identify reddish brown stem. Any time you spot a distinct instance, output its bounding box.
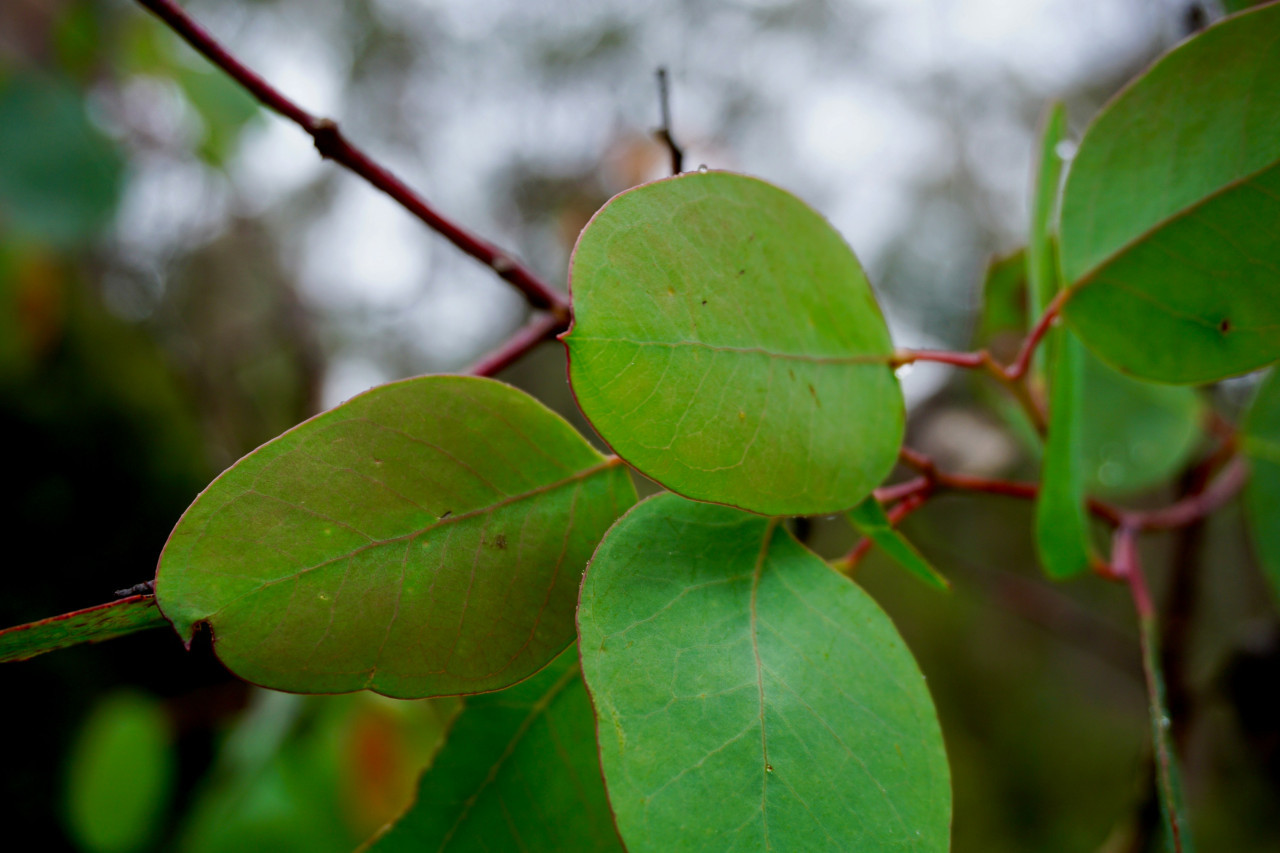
[466,313,567,377]
[1122,456,1249,532]
[887,446,1249,538]
[135,0,569,320]
[1004,286,1070,381]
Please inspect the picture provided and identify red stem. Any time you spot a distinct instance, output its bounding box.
[466,313,567,377]
[1005,286,1070,381]
[135,0,569,320]
[884,446,1247,538]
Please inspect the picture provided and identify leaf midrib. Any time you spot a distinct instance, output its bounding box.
[187,456,623,625]
[1066,157,1280,294]
[571,336,888,365]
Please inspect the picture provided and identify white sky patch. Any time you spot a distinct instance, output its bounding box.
[298,178,431,309]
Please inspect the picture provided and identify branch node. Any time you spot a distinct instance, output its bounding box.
[311,118,344,160]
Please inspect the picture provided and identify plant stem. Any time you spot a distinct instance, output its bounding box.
[882,447,1248,539]
[1112,525,1193,853]
[654,67,684,175]
[134,0,570,321]
[466,313,568,377]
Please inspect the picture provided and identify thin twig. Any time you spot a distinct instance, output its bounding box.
[654,67,684,175]
[135,0,569,320]
[466,313,567,377]
[1113,525,1190,853]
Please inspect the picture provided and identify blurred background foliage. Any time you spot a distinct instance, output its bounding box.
[0,0,1277,850]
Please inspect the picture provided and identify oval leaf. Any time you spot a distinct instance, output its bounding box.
[365,647,622,852]
[1245,369,1280,601]
[578,494,951,851]
[565,171,904,516]
[66,692,175,853]
[1059,4,1280,383]
[157,376,636,698]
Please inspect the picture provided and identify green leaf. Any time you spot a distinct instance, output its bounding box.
[1036,329,1093,578]
[1028,104,1066,322]
[0,597,169,664]
[1058,5,1280,383]
[1244,369,1280,601]
[1080,353,1204,495]
[847,497,950,591]
[578,494,951,852]
[157,375,636,698]
[66,691,176,853]
[0,73,124,246]
[365,647,622,852]
[565,171,904,516]
[974,247,1029,352]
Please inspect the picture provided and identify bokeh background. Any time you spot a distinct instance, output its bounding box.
[2,0,1277,850]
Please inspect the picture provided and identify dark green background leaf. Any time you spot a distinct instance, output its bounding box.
[1059,5,1280,383]
[1244,369,1280,601]
[158,376,635,698]
[578,494,951,852]
[565,171,903,516]
[366,647,622,852]
[0,73,124,246]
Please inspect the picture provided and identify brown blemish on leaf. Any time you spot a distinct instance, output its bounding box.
[495,534,508,550]
[808,384,820,406]
[1219,318,1231,333]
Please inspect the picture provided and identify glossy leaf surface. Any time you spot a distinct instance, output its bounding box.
[847,497,950,591]
[565,171,903,516]
[578,494,951,852]
[158,376,636,698]
[366,648,622,852]
[1059,5,1280,383]
[0,596,168,664]
[1244,369,1280,600]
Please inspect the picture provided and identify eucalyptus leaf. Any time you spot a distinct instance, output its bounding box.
[1059,4,1280,383]
[157,376,636,698]
[578,494,951,852]
[565,171,903,516]
[1036,329,1092,579]
[847,497,950,591]
[366,647,622,852]
[0,597,168,664]
[1244,369,1280,600]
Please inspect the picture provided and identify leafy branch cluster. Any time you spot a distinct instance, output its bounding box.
[4,1,1280,851]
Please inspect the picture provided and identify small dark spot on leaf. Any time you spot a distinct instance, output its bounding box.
[372,457,383,466]
[495,533,507,550]
[737,269,745,276]
[440,510,452,520]
[808,384,820,406]
[667,287,675,296]
[701,299,707,305]
[788,369,796,380]
[1219,318,1231,333]
[748,234,755,242]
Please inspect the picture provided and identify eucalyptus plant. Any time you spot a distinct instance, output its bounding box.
[4,2,1280,851]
